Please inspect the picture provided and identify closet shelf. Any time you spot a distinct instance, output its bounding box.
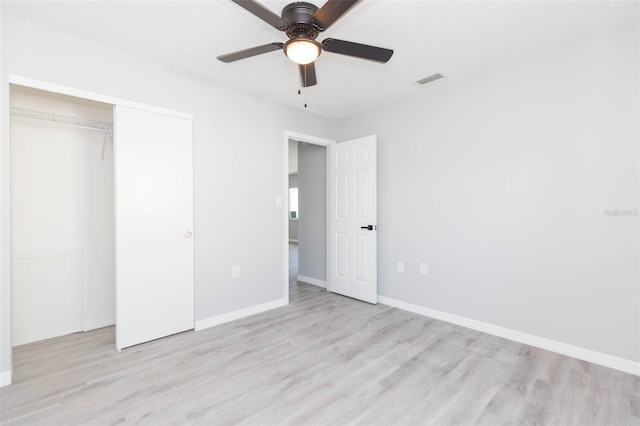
[11,107,113,133]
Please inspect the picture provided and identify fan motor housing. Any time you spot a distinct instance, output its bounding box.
[282,2,319,40]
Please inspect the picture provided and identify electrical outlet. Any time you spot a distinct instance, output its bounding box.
[420,262,428,275]
[232,265,240,279]
[397,262,405,273]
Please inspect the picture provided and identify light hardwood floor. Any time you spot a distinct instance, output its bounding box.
[1,244,638,425]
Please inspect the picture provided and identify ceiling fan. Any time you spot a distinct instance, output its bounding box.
[217,0,394,88]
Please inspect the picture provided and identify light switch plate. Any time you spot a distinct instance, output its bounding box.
[420,263,428,275]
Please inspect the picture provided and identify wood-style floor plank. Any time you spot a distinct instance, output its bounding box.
[1,244,638,425]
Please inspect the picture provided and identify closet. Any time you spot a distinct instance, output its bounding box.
[10,80,195,352]
[11,87,115,346]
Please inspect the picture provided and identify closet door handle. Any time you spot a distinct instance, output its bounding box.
[185,231,193,239]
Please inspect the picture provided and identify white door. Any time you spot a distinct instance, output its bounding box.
[115,105,194,350]
[328,135,377,304]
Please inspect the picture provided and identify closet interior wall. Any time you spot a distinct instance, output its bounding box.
[10,86,115,346]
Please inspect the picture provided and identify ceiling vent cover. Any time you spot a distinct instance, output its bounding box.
[416,73,444,86]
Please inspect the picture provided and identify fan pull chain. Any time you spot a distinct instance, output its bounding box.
[296,67,309,109]
[304,66,308,108]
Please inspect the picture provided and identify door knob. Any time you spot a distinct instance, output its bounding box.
[360,225,375,231]
[185,231,193,238]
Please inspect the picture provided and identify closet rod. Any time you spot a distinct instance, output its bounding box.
[10,107,113,134]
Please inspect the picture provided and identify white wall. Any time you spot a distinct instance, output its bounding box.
[11,87,115,342]
[337,22,639,363]
[0,12,335,378]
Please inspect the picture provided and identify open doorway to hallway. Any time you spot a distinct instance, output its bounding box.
[286,134,330,300]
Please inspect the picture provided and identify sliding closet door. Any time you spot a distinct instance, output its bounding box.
[115,105,194,350]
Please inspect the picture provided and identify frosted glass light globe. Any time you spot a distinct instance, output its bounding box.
[285,39,321,65]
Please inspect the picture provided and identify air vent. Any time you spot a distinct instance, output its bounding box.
[416,73,444,86]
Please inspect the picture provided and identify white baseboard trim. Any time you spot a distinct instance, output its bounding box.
[84,317,115,331]
[297,275,327,288]
[378,296,640,377]
[195,298,287,331]
[1,370,12,387]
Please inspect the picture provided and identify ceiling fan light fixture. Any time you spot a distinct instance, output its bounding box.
[284,38,321,65]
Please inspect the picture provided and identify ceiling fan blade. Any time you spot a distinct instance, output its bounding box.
[217,42,284,63]
[313,0,360,31]
[299,63,317,87]
[231,0,287,30]
[322,38,393,63]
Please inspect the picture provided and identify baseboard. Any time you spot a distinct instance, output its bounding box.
[289,239,298,243]
[84,317,115,331]
[1,370,12,387]
[378,296,640,377]
[297,275,327,288]
[195,298,287,331]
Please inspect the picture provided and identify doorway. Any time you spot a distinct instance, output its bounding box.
[283,131,334,303]
[288,139,299,293]
[10,85,115,346]
[288,139,327,295]
[283,131,379,305]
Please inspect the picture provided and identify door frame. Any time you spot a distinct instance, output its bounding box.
[4,75,193,385]
[282,130,335,303]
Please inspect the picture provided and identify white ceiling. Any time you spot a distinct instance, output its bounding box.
[4,0,637,119]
